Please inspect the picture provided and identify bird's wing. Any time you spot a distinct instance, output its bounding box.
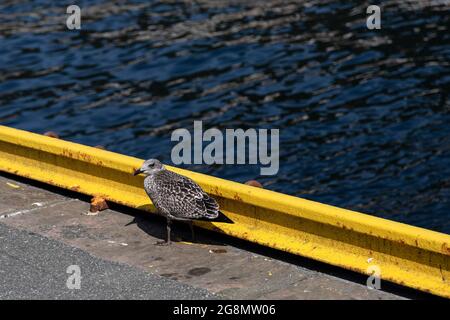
[193,191,220,219]
[158,172,219,219]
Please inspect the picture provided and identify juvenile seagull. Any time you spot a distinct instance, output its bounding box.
[133,159,220,245]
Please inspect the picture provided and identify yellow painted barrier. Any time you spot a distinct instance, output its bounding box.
[0,125,449,298]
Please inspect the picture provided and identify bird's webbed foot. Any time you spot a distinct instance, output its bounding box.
[155,240,171,246]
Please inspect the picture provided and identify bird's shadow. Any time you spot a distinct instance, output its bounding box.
[122,204,228,246]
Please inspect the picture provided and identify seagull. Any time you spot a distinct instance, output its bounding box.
[133,159,220,245]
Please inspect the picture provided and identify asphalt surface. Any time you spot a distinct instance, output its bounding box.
[0,223,215,300]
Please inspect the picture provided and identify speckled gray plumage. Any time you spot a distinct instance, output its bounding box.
[144,168,219,220]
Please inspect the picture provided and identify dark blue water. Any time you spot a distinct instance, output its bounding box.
[1,1,449,233]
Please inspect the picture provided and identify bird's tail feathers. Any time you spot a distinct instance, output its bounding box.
[201,210,233,223]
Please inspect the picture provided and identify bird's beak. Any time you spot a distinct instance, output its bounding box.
[133,168,142,176]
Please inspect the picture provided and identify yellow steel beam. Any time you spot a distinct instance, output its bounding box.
[0,125,449,298]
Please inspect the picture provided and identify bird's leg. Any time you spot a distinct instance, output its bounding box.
[155,216,172,246]
[171,217,196,242]
[166,217,172,245]
[188,220,196,243]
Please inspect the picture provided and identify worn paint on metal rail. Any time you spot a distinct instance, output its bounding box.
[0,125,449,298]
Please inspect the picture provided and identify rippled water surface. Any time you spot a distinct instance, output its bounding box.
[1,1,449,233]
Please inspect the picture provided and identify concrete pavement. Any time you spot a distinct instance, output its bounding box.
[0,173,423,299]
